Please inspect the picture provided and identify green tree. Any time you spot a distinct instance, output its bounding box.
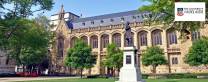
[0,18,51,72]
[103,43,123,77]
[65,39,96,78]
[1,0,54,18]
[34,14,51,30]
[185,37,208,67]
[142,46,167,74]
[139,0,207,39]
[0,0,54,71]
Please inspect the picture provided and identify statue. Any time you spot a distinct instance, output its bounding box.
[117,21,145,82]
[125,22,133,47]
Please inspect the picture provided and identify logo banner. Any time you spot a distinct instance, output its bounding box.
[175,2,206,21]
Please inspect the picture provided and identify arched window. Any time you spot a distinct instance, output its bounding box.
[57,36,64,58]
[81,36,88,44]
[90,35,98,48]
[125,32,134,47]
[167,29,177,45]
[152,29,162,45]
[138,31,147,46]
[112,33,121,47]
[191,31,200,41]
[101,34,109,48]
[70,37,78,48]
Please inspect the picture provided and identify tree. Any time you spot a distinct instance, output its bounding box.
[65,39,96,78]
[0,18,51,72]
[185,37,208,67]
[1,0,54,18]
[103,43,123,77]
[0,0,54,72]
[139,0,207,39]
[142,46,167,74]
[34,14,51,30]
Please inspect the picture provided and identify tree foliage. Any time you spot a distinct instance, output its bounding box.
[0,0,53,73]
[102,43,123,77]
[65,39,96,78]
[185,37,208,66]
[142,46,167,73]
[0,18,51,66]
[103,43,123,69]
[1,0,54,18]
[139,0,207,39]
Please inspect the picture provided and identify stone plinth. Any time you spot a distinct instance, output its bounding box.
[116,46,145,82]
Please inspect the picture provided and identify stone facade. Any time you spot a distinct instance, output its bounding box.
[0,50,16,74]
[50,7,208,75]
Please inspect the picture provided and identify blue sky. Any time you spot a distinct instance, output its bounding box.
[45,0,150,18]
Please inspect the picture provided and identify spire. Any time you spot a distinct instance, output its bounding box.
[59,4,65,20]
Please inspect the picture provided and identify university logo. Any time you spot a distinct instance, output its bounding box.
[177,8,184,16]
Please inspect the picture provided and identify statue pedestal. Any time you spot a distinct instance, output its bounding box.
[116,46,145,82]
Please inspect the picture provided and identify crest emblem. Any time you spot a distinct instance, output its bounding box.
[177,8,184,16]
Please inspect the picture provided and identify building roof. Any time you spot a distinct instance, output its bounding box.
[68,10,145,29]
[72,10,140,23]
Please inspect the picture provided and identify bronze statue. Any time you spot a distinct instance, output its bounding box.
[125,22,133,47]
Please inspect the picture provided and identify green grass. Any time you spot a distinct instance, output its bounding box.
[18,78,208,82]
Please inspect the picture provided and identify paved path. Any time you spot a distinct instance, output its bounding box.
[0,77,78,82]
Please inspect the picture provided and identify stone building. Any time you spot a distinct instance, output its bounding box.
[50,6,208,75]
[0,50,16,74]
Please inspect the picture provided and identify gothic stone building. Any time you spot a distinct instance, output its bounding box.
[50,6,208,75]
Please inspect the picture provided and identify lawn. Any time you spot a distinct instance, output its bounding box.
[18,78,208,82]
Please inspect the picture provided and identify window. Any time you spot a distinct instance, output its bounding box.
[121,17,125,21]
[90,35,98,48]
[167,31,177,44]
[101,34,109,48]
[132,16,136,19]
[110,19,114,22]
[137,15,140,18]
[91,21,94,24]
[152,30,162,45]
[191,31,200,41]
[172,57,178,65]
[112,33,121,47]
[57,36,64,58]
[101,20,104,23]
[81,36,88,44]
[70,37,77,48]
[82,22,85,26]
[138,31,147,46]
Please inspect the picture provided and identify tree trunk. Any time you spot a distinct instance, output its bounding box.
[113,68,116,79]
[80,68,83,78]
[152,65,157,79]
[168,54,171,73]
[69,66,72,75]
[152,65,156,74]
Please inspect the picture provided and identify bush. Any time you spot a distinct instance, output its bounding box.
[166,73,197,79]
[144,73,200,79]
[87,75,100,78]
[142,74,149,79]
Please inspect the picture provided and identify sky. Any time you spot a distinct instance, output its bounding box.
[45,0,150,18]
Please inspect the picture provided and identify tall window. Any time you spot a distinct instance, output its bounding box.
[70,37,77,48]
[167,31,177,45]
[191,31,200,41]
[101,34,109,48]
[172,57,178,65]
[90,35,98,48]
[112,33,121,47]
[152,29,162,45]
[57,36,64,58]
[81,36,88,44]
[138,31,147,46]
